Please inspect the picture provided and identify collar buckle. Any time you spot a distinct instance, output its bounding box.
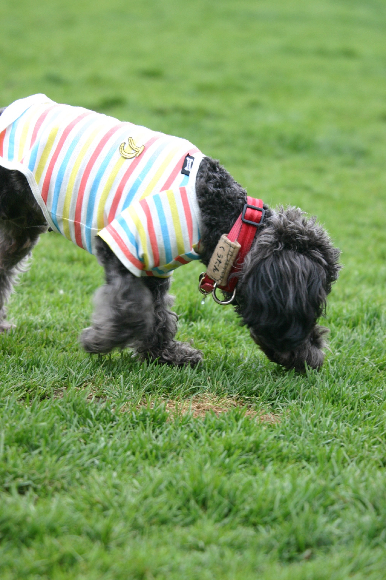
[241,203,265,227]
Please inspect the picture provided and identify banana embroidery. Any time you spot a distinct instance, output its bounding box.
[119,136,145,159]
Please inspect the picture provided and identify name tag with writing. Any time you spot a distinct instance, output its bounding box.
[207,234,241,285]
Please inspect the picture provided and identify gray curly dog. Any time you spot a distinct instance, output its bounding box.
[0,98,340,371]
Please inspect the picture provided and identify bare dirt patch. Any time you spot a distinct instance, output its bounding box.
[137,394,280,424]
[56,389,279,424]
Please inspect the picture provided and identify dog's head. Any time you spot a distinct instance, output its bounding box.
[235,206,341,371]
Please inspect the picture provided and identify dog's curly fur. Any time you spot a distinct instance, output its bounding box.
[0,107,340,371]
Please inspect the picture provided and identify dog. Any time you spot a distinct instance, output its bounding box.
[0,94,340,372]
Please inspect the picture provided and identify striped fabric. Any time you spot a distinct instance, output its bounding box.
[0,94,204,277]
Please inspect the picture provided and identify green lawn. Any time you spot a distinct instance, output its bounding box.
[1,0,386,578]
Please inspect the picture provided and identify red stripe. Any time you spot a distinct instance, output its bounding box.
[179,186,193,244]
[74,124,122,247]
[41,112,90,203]
[107,134,159,224]
[0,130,5,157]
[174,256,189,265]
[160,148,199,192]
[30,105,57,149]
[227,215,243,242]
[103,226,144,270]
[139,199,160,267]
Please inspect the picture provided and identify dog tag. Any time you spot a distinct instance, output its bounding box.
[206,234,241,286]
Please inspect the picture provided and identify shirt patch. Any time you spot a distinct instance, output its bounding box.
[181,154,194,176]
[119,136,145,159]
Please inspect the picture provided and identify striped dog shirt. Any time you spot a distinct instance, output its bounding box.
[0,94,204,277]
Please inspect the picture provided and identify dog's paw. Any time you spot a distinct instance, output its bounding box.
[80,326,113,354]
[0,321,16,333]
[141,341,203,367]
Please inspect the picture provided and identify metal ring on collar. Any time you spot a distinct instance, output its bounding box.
[212,283,237,305]
[198,272,209,295]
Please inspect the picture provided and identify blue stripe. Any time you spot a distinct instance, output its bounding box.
[84,134,124,252]
[179,173,189,187]
[115,214,143,262]
[27,108,63,172]
[184,251,200,260]
[6,108,31,161]
[121,137,175,211]
[49,115,95,232]
[152,267,170,276]
[82,230,95,254]
[153,194,172,264]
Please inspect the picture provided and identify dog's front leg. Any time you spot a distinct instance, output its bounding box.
[136,276,203,367]
[81,236,158,354]
[80,268,155,355]
[83,237,202,365]
[81,237,156,354]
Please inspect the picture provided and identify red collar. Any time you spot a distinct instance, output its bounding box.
[199,196,264,304]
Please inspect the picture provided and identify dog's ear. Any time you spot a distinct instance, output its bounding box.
[239,248,329,353]
[263,206,341,290]
[236,206,340,366]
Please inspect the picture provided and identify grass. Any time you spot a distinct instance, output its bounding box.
[1,0,386,577]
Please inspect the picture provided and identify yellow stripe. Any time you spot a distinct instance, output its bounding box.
[17,104,46,161]
[96,156,126,230]
[167,189,184,256]
[162,260,181,272]
[96,127,148,229]
[62,126,102,239]
[34,124,60,184]
[127,207,150,269]
[140,145,181,200]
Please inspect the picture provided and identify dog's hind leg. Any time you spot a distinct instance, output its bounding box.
[0,221,42,332]
[0,167,47,332]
